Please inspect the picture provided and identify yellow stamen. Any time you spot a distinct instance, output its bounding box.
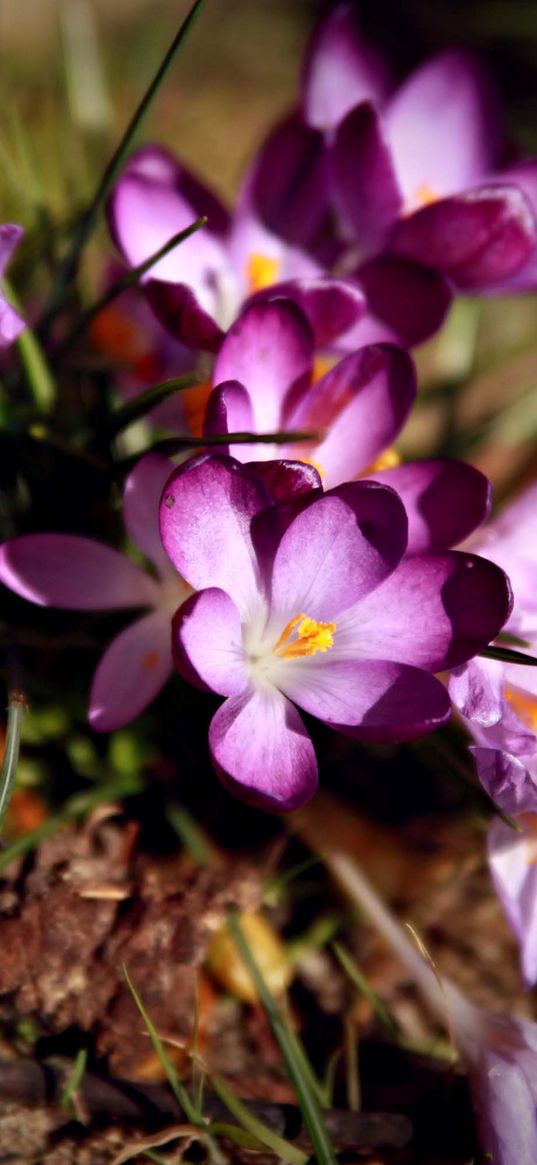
[506,686,537,732]
[273,612,336,660]
[300,456,325,479]
[519,814,537,867]
[247,253,281,293]
[414,182,439,208]
[313,354,337,383]
[363,446,401,474]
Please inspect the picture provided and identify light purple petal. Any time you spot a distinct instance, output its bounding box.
[332,103,402,251]
[145,279,223,353]
[250,277,366,347]
[449,657,504,726]
[213,300,313,431]
[473,748,537,816]
[89,609,172,731]
[0,224,25,347]
[356,255,452,347]
[209,686,318,810]
[469,1047,537,1165]
[0,534,159,610]
[122,452,174,574]
[289,344,416,489]
[203,380,257,463]
[391,185,536,289]
[278,656,450,741]
[342,552,512,670]
[302,2,390,130]
[172,587,247,697]
[269,481,408,625]
[159,454,270,618]
[385,50,501,206]
[370,459,492,553]
[488,817,537,988]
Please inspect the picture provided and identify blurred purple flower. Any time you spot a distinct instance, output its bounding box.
[0,454,188,731]
[159,453,510,809]
[205,299,492,554]
[0,224,26,347]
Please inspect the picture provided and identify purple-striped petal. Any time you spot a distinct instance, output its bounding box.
[385,50,501,207]
[488,816,537,987]
[0,534,159,610]
[289,344,416,489]
[250,115,331,249]
[474,749,537,816]
[209,686,318,810]
[370,459,492,553]
[123,452,174,574]
[89,609,172,731]
[213,300,313,431]
[172,587,247,697]
[159,455,270,617]
[278,657,450,741]
[391,186,536,289]
[250,276,366,347]
[269,481,408,625]
[356,255,453,346]
[145,279,223,353]
[449,657,504,727]
[203,380,257,462]
[332,103,402,251]
[302,2,390,130]
[341,552,512,670]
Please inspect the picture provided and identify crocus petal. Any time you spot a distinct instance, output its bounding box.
[356,255,453,346]
[341,552,512,670]
[172,587,247,697]
[290,344,416,489]
[448,657,504,727]
[113,145,230,236]
[0,224,25,346]
[251,276,366,347]
[89,609,172,731]
[145,279,223,353]
[250,115,331,249]
[473,748,537,816]
[269,481,408,625]
[159,455,270,618]
[385,50,501,206]
[488,817,537,987]
[0,534,159,610]
[391,186,536,289]
[245,459,322,503]
[108,171,225,289]
[370,459,492,553]
[203,380,258,462]
[278,656,450,741]
[209,686,318,810]
[122,452,175,573]
[301,1,390,130]
[469,1048,537,1165]
[213,300,313,431]
[332,103,402,251]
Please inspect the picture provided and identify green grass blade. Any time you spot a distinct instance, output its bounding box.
[480,644,537,667]
[333,942,398,1036]
[3,279,56,413]
[227,910,337,1165]
[211,1076,307,1165]
[60,1048,88,1110]
[123,965,201,1126]
[107,375,200,437]
[0,690,26,833]
[38,0,207,336]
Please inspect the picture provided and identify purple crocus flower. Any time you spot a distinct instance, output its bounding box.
[0,454,188,730]
[159,453,510,809]
[0,224,26,347]
[205,298,492,554]
[328,848,537,1165]
[107,144,366,355]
